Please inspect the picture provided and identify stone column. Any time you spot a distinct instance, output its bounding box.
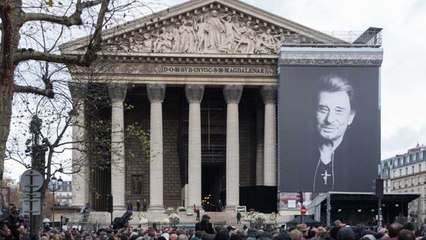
[223,85,243,211]
[147,84,166,211]
[261,85,277,186]
[256,101,264,186]
[69,82,89,207]
[185,85,204,209]
[108,83,127,210]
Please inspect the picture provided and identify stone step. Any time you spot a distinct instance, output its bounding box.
[57,211,290,230]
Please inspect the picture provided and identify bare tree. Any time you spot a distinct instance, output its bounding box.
[5,59,149,226]
[0,0,161,182]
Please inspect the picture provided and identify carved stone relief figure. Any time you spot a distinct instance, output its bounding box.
[206,10,225,52]
[194,16,209,52]
[235,21,256,54]
[255,29,277,54]
[140,33,154,52]
[171,22,181,53]
[274,31,286,51]
[154,27,173,53]
[218,14,240,53]
[179,19,197,53]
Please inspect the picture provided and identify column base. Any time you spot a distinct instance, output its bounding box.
[112,209,128,219]
[148,205,165,213]
[187,205,202,210]
[225,205,236,212]
[113,205,126,211]
[70,204,85,209]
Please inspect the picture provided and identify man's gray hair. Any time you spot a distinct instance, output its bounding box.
[317,74,356,111]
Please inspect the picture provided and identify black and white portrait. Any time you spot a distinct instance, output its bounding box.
[279,66,380,193]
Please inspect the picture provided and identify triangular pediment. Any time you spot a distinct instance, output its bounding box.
[61,0,344,56]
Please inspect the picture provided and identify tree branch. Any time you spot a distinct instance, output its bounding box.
[16,0,111,66]
[13,84,54,98]
[23,0,103,27]
[83,0,110,63]
[14,50,90,66]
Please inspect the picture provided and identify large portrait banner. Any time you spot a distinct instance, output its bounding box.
[278,65,380,193]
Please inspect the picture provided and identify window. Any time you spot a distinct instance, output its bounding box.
[399,169,402,176]
[420,164,422,172]
[405,167,408,175]
[412,166,415,174]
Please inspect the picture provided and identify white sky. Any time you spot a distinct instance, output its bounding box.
[234,0,426,159]
[5,0,426,180]
[156,0,426,159]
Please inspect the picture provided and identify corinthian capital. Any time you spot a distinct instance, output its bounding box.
[108,83,128,102]
[223,85,243,104]
[147,84,166,103]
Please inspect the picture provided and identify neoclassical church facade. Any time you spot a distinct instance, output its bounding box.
[61,0,353,212]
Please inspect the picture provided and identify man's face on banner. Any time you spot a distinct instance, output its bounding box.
[316,91,355,142]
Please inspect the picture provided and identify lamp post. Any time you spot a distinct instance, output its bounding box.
[51,175,63,225]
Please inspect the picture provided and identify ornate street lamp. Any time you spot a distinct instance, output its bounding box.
[50,175,63,225]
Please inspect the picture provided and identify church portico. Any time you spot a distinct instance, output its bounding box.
[62,0,342,214]
[78,83,274,212]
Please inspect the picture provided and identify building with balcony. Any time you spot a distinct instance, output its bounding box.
[381,144,426,224]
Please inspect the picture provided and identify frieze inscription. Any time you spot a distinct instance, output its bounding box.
[161,65,273,76]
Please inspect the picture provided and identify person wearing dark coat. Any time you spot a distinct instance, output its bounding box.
[236,212,241,224]
[195,215,215,234]
[136,200,141,211]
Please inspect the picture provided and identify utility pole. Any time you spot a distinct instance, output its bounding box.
[376,178,384,229]
[26,115,49,230]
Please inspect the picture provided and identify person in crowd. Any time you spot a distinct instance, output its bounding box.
[398,230,415,240]
[388,223,404,240]
[195,215,215,234]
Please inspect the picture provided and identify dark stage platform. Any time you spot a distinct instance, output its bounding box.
[308,192,420,226]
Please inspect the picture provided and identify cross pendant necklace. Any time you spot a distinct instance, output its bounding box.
[321,170,332,185]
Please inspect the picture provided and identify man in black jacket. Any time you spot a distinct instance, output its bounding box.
[195,215,215,234]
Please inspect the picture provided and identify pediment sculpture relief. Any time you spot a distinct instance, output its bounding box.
[105,9,301,55]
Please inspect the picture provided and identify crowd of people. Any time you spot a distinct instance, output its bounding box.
[284,220,421,240]
[1,210,425,240]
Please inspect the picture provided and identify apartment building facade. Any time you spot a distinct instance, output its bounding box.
[381,144,426,224]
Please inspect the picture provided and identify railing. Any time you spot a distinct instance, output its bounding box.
[283,28,383,48]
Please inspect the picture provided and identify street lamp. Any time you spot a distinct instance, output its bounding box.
[51,175,63,225]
